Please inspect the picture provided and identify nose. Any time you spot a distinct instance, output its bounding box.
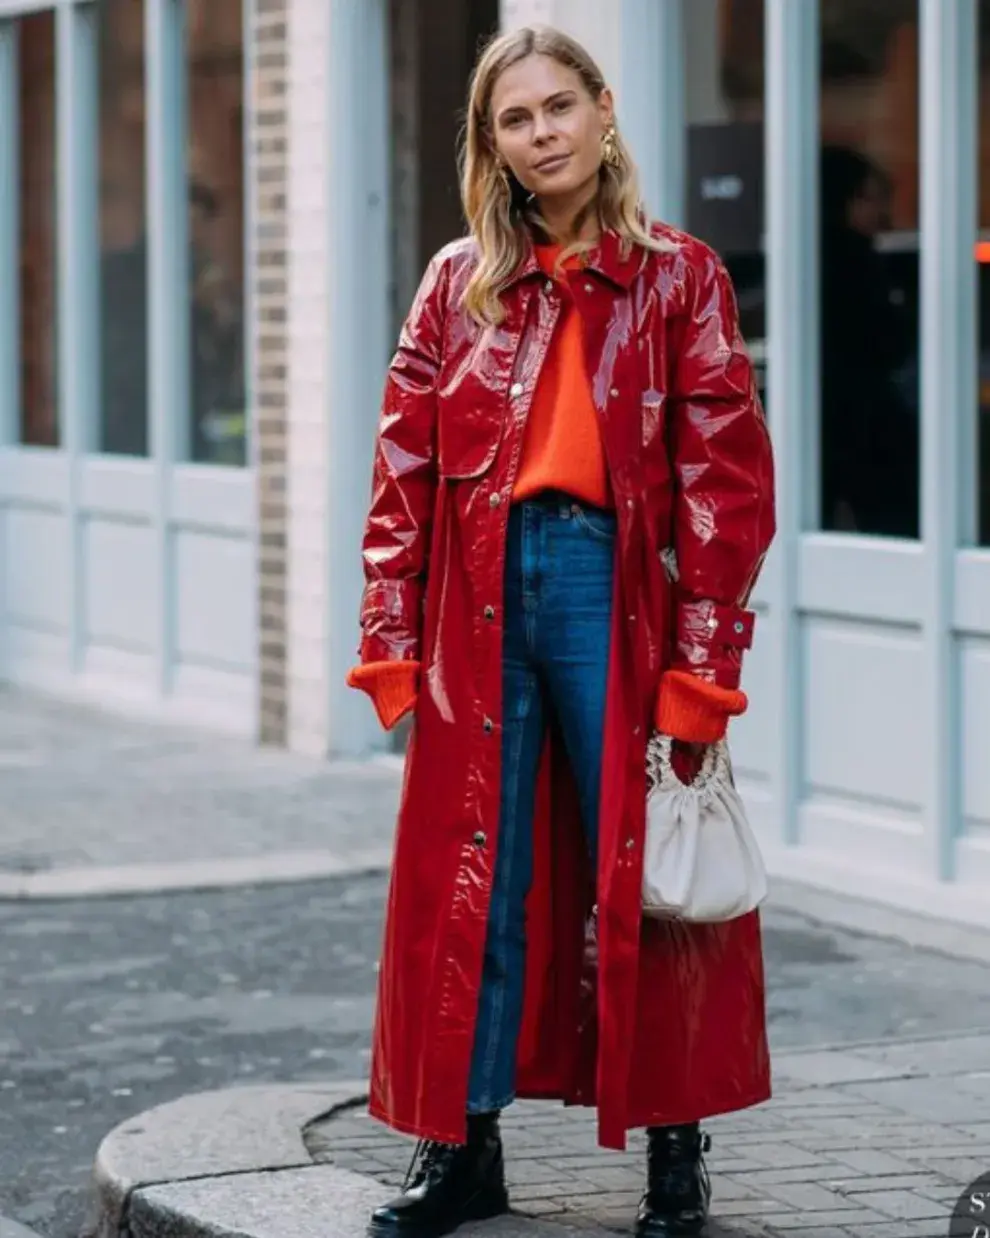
[532,109,552,144]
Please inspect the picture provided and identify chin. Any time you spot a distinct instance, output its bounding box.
[532,172,586,200]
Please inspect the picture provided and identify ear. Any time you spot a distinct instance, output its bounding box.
[598,86,615,131]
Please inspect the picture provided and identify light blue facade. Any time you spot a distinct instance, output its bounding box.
[0,0,256,734]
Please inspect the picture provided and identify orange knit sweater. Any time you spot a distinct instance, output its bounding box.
[347,244,747,741]
[512,245,611,508]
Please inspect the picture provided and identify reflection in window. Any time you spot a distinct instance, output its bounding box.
[19,13,58,448]
[818,1,920,539]
[187,1,246,466]
[684,0,767,407]
[99,0,148,456]
[979,5,990,545]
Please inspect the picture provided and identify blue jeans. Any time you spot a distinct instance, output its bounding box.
[466,495,615,1114]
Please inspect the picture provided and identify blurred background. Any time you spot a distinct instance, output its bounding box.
[0,0,988,930]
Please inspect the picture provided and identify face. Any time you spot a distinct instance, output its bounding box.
[488,53,612,206]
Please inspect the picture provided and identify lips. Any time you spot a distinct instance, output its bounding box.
[534,153,571,173]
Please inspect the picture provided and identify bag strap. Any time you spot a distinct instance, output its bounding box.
[646,733,731,797]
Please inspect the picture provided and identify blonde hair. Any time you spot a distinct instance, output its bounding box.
[461,25,675,324]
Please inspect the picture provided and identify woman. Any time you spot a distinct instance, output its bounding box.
[348,25,776,1238]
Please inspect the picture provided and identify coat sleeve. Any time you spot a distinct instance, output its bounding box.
[666,245,776,690]
[357,254,446,664]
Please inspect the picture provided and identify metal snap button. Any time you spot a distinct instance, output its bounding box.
[489,492,502,508]
[482,717,494,734]
[584,283,593,294]
[734,621,745,634]
[610,387,619,398]
[510,382,524,398]
[625,837,635,850]
[473,831,487,847]
[544,279,554,294]
[483,605,495,621]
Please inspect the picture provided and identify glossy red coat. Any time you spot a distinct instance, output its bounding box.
[358,224,777,1151]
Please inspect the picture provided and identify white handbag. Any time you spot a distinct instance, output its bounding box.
[642,734,768,923]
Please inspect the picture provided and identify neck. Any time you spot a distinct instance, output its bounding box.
[537,177,601,245]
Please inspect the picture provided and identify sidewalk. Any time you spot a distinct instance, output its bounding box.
[89,1030,990,1238]
[0,688,403,898]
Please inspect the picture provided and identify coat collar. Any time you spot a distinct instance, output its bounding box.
[504,227,641,292]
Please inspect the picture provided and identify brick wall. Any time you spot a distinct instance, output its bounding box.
[251,0,290,745]
[285,0,330,755]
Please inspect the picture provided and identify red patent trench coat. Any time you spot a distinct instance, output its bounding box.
[357,224,777,1151]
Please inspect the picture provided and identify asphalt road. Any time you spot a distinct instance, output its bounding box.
[5,876,990,1238]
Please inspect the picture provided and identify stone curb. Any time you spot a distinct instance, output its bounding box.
[0,849,394,902]
[87,1081,600,1238]
[88,1082,363,1238]
[0,1218,44,1238]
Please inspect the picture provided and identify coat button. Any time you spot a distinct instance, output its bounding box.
[610,387,619,398]
[483,605,495,621]
[734,621,745,634]
[489,492,502,508]
[510,382,524,398]
[473,831,487,846]
[584,283,593,294]
[482,717,494,734]
[625,837,635,850]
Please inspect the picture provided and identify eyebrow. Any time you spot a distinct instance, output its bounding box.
[496,89,577,122]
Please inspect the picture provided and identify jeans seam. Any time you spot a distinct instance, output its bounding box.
[471,672,533,1111]
[571,505,617,545]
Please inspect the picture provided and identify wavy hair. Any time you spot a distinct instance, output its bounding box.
[461,24,676,324]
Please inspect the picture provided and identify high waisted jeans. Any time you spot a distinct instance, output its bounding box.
[466,495,615,1114]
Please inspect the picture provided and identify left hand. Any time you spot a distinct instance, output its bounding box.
[670,739,706,783]
[672,740,706,761]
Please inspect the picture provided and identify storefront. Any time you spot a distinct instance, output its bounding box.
[2,0,988,927]
[0,0,255,733]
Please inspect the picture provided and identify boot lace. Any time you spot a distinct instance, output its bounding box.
[403,1139,456,1190]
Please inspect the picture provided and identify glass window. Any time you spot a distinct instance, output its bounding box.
[684,0,767,408]
[187,1,246,466]
[818,1,920,539]
[19,12,58,448]
[98,0,148,457]
[979,2,990,545]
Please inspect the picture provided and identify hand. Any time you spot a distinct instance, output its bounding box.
[670,739,706,783]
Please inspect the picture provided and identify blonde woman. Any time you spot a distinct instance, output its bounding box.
[348,24,776,1238]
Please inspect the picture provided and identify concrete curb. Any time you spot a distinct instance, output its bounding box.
[0,1218,44,1238]
[88,1081,365,1238]
[88,1082,609,1238]
[0,849,394,902]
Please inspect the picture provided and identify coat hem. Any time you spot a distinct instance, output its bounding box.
[367,1080,772,1151]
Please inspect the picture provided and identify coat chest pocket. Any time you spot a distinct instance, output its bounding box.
[437,399,505,479]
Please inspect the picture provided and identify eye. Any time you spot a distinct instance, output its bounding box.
[551,98,573,113]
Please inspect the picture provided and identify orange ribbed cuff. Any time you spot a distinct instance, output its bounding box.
[346,660,419,730]
[654,669,748,744]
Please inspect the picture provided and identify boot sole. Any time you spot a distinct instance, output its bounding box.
[366,1186,510,1238]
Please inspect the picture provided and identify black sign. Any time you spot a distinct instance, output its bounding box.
[951,1172,990,1236]
[686,121,764,257]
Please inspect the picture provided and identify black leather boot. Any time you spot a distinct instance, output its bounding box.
[367,1112,509,1237]
[635,1123,712,1237]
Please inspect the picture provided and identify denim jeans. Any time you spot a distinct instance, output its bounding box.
[466,495,615,1114]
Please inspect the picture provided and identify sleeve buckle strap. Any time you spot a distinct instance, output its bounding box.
[709,604,755,649]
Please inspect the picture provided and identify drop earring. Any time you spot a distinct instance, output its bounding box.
[602,125,620,169]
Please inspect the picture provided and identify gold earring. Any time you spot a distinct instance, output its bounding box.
[602,125,620,169]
